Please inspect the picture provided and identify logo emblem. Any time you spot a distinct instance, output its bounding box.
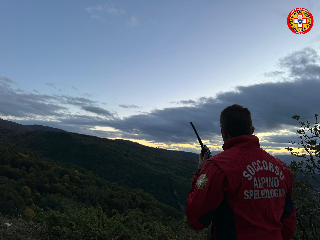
[196,174,208,189]
[287,8,313,34]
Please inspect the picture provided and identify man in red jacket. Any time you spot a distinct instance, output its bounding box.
[186,104,296,240]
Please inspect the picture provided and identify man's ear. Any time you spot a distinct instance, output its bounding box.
[221,128,226,137]
[252,126,255,134]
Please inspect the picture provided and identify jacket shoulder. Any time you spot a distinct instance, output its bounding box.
[209,148,239,167]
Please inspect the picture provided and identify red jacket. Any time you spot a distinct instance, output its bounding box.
[186,135,296,240]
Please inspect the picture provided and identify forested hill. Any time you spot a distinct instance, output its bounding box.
[0,144,210,239]
[0,118,311,213]
[0,125,203,213]
[0,144,183,220]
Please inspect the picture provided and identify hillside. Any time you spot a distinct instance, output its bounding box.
[0,118,318,213]
[0,126,200,213]
[0,144,208,239]
[1,118,319,239]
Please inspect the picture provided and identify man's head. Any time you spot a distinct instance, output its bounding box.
[220,104,255,142]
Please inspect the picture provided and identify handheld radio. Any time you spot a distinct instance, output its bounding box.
[190,122,212,158]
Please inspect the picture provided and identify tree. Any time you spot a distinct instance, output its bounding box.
[286,114,320,240]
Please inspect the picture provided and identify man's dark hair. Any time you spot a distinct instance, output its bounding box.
[220,104,253,138]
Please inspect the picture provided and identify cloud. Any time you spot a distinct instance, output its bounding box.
[0,76,16,85]
[72,86,78,91]
[85,4,139,27]
[0,80,116,121]
[83,93,94,98]
[86,47,320,145]
[0,86,68,118]
[126,15,139,26]
[81,106,113,117]
[85,3,125,18]
[263,71,285,78]
[53,94,97,107]
[278,47,320,80]
[1,47,320,155]
[85,5,103,14]
[119,104,140,109]
[15,88,24,93]
[91,15,101,19]
[46,82,57,89]
[104,4,125,16]
[171,99,197,105]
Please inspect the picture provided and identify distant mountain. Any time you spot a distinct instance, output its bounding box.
[273,154,320,172]
[113,138,222,162]
[0,118,66,133]
[273,154,303,166]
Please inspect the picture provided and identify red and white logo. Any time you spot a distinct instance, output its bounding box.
[287,8,313,34]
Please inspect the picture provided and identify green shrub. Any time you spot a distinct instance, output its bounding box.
[32,204,207,240]
[286,114,320,239]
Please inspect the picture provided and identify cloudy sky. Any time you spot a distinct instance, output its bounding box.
[1,0,320,156]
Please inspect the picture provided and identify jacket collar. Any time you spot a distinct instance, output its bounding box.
[222,135,260,151]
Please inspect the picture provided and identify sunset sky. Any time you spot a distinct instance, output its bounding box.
[1,0,320,156]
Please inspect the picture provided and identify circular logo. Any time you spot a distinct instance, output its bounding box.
[196,174,208,189]
[287,8,313,34]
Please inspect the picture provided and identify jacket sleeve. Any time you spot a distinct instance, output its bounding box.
[280,167,296,240]
[185,161,228,230]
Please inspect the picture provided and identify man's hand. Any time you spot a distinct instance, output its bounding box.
[198,152,208,169]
